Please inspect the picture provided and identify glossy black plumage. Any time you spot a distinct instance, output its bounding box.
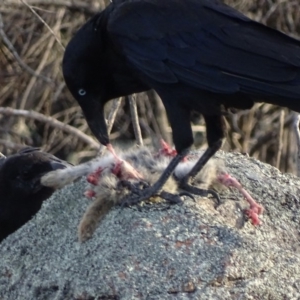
[63,0,300,148]
[0,147,70,242]
[62,0,300,203]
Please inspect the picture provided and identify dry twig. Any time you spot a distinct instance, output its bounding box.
[276,110,285,169]
[0,12,51,83]
[128,94,143,146]
[0,107,99,149]
[98,97,123,156]
[292,112,300,176]
[20,0,65,50]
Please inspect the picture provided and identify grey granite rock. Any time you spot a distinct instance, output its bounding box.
[0,151,300,300]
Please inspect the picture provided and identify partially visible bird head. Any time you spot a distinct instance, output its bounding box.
[0,148,69,242]
[63,5,149,146]
[0,148,67,200]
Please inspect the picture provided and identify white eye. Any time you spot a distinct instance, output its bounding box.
[78,89,86,96]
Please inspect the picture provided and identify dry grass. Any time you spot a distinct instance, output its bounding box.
[0,0,300,172]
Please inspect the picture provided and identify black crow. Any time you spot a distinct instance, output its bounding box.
[62,0,300,205]
[0,147,70,242]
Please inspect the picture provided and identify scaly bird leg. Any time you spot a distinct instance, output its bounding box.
[158,139,221,204]
[178,140,223,203]
[179,115,225,203]
[118,149,190,207]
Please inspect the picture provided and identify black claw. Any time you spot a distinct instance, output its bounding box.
[119,194,144,208]
[117,180,134,191]
[206,189,222,205]
[119,186,187,209]
[179,182,222,206]
[159,191,183,204]
[178,191,195,201]
[117,180,149,194]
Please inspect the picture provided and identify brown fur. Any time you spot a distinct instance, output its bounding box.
[78,174,124,242]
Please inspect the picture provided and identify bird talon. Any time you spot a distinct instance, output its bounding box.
[178,191,195,201]
[117,180,149,195]
[206,189,223,206]
[119,194,145,208]
[159,191,183,204]
[179,182,221,206]
[119,186,186,208]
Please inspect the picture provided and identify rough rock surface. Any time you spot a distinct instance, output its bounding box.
[0,151,300,300]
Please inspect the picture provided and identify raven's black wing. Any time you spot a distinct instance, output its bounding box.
[107,0,300,101]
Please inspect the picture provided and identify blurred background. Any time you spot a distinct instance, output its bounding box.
[1,0,300,173]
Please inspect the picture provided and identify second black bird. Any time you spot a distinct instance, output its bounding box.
[0,147,70,242]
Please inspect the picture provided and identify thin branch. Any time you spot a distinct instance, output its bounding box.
[0,139,25,151]
[20,0,65,50]
[129,94,143,146]
[5,0,101,15]
[0,107,99,149]
[147,90,171,144]
[19,6,65,109]
[276,109,285,169]
[98,97,123,156]
[106,98,123,135]
[0,12,52,83]
[250,114,294,156]
[292,112,300,177]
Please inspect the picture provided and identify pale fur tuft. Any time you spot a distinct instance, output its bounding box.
[41,154,115,189]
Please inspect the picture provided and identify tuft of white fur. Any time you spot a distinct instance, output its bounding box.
[40,146,224,242]
[41,154,115,189]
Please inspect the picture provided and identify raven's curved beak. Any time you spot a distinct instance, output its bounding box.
[79,98,109,146]
[87,113,109,146]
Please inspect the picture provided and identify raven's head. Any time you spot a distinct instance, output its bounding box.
[62,12,113,147]
[0,148,66,197]
[0,148,69,241]
[62,6,150,146]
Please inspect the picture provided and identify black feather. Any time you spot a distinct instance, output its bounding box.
[0,148,70,242]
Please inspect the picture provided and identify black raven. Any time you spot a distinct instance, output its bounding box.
[0,147,69,242]
[63,0,300,204]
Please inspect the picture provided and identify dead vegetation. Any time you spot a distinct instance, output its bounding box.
[0,0,300,172]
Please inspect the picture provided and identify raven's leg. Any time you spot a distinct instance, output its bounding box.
[179,115,225,198]
[180,116,263,223]
[119,103,193,206]
[119,149,189,206]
